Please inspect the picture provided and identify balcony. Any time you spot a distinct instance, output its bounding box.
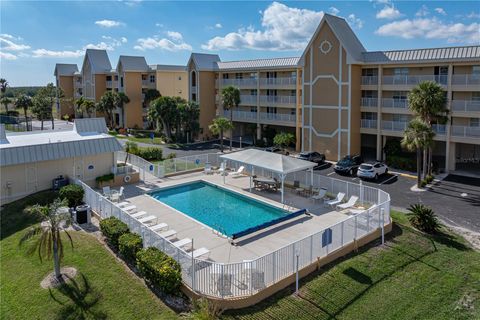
[360,119,377,129]
[360,97,378,108]
[383,98,408,109]
[361,76,378,86]
[259,77,296,87]
[239,94,258,105]
[259,112,296,124]
[451,100,480,113]
[106,80,118,87]
[217,78,257,88]
[382,121,408,132]
[382,75,448,86]
[223,110,296,125]
[451,74,480,86]
[432,124,446,135]
[259,95,296,105]
[142,80,154,87]
[451,126,480,139]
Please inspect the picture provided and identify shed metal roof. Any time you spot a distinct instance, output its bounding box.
[189,53,221,71]
[54,64,79,76]
[0,118,122,167]
[117,55,149,72]
[85,49,112,73]
[217,57,300,71]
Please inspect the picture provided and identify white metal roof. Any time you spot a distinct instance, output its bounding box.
[0,118,122,166]
[217,57,300,71]
[84,49,112,73]
[220,149,316,175]
[54,64,79,76]
[189,53,221,71]
[117,55,149,72]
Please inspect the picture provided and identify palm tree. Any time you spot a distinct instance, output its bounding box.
[36,83,64,130]
[0,96,12,112]
[177,100,200,143]
[14,94,33,130]
[208,117,234,152]
[0,78,8,96]
[74,96,85,118]
[124,141,138,165]
[402,119,435,188]
[96,91,117,128]
[408,81,448,176]
[115,92,130,128]
[19,198,73,280]
[32,94,52,130]
[221,86,240,151]
[148,96,177,141]
[82,100,96,118]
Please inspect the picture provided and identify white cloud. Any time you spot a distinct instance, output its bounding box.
[0,52,17,60]
[376,6,402,19]
[371,0,391,4]
[215,23,223,29]
[329,7,340,16]
[467,12,480,19]
[0,34,30,51]
[32,49,84,58]
[155,23,164,27]
[85,36,126,51]
[416,5,429,17]
[121,37,128,43]
[202,2,324,51]
[434,8,447,16]
[347,14,364,29]
[124,0,142,6]
[134,31,192,51]
[94,19,124,28]
[375,17,480,44]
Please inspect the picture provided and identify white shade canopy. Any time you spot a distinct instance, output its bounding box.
[220,149,316,175]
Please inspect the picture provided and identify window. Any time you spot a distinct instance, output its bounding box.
[250,89,257,96]
[291,71,297,79]
[192,93,197,102]
[250,73,257,79]
[191,71,196,87]
[361,112,377,120]
[290,90,296,97]
[106,75,112,81]
[394,68,409,76]
[392,91,407,100]
[120,77,124,87]
[393,114,409,122]
[472,92,480,101]
[222,74,229,79]
[361,90,378,98]
[470,118,480,127]
[266,71,277,79]
[250,106,257,113]
[114,75,118,81]
[178,76,182,80]
[266,107,277,114]
[149,75,155,83]
[142,74,147,80]
[267,89,277,96]
[235,73,243,79]
[290,108,295,115]
[362,68,378,77]
[472,66,480,75]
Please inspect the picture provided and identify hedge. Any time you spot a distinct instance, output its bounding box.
[119,232,143,263]
[59,184,85,207]
[131,147,163,161]
[99,217,130,250]
[136,247,182,294]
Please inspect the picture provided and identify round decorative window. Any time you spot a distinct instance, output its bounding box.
[320,40,332,54]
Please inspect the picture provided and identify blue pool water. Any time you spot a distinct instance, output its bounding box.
[149,181,289,237]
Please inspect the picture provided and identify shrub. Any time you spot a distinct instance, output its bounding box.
[406,204,440,234]
[420,180,427,188]
[132,147,163,161]
[59,184,85,207]
[119,232,143,263]
[99,217,130,249]
[95,173,114,183]
[425,174,434,184]
[190,298,223,320]
[165,152,176,160]
[136,247,182,294]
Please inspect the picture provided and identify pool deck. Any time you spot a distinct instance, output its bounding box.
[118,171,351,263]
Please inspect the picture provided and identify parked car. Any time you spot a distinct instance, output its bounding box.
[334,155,363,175]
[265,146,289,155]
[357,161,389,180]
[297,151,326,166]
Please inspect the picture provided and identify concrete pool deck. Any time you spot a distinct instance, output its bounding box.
[118,171,352,263]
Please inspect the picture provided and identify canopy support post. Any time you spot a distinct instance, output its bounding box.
[249,165,253,192]
[281,174,286,204]
[310,168,314,186]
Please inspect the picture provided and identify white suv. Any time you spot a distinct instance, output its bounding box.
[357,162,389,180]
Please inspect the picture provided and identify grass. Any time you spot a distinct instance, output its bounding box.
[112,133,166,145]
[0,190,177,320]
[223,211,480,320]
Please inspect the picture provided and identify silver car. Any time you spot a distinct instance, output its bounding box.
[357,162,389,180]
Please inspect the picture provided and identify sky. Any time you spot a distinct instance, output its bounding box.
[1,0,479,86]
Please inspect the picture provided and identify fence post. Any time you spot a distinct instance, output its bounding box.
[341,221,344,246]
[381,208,385,245]
[272,251,276,283]
[354,216,358,240]
[310,235,313,262]
[191,238,195,292]
[174,159,177,173]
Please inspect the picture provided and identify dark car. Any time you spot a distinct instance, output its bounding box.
[334,155,363,175]
[298,151,326,166]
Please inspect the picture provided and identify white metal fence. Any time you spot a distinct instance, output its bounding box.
[79,152,391,299]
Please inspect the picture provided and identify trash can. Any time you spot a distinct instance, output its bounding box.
[75,204,91,224]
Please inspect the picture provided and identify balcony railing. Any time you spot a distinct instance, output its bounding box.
[239,95,258,105]
[259,112,296,123]
[259,77,296,86]
[451,100,480,112]
[383,98,408,109]
[361,76,378,85]
[142,80,154,86]
[451,125,480,138]
[451,74,480,86]
[432,124,446,135]
[223,110,296,124]
[382,75,448,86]
[361,119,377,129]
[382,121,408,132]
[259,95,296,105]
[106,80,118,87]
[361,97,378,107]
[219,78,258,87]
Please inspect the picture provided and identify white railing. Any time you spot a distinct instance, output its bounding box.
[452,74,480,86]
[383,98,408,109]
[451,100,480,112]
[383,75,448,86]
[259,77,296,86]
[112,164,135,175]
[75,156,391,299]
[259,112,296,123]
[223,111,296,124]
[259,95,296,105]
[361,76,378,85]
[361,97,378,107]
[382,121,408,132]
[432,124,446,135]
[451,125,480,138]
[361,119,377,129]
[239,95,258,105]
[106,80,117,87]
[219,78,258,87]
[223,110,257,122]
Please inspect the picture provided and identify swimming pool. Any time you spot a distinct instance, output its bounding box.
[149,181,291,238]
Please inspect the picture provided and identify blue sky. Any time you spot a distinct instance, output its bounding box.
[1,1,479,86]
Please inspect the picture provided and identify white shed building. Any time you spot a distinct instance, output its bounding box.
[0,118,122,204]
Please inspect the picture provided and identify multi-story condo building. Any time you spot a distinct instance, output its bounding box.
[55,14,479,173]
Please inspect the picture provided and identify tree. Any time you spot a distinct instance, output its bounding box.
[208,117,233,152]
[0,78,8,96]
[0,96,12,112]
[32,94,52,130]
[124,141,138,165]
[221,86,240,151]
[144,88,161,107]
[273,132,295,154]
[74,96,85,118]
[82,100,96,118]
[177,100,200,143]
[14,94,33,130]
[115,92,130,127]
[148,96,177,141]
[408,81,448,176]
[19,198,73,280]
[37,83,64,130]
[96,91,117,128]
[402,119,435,188]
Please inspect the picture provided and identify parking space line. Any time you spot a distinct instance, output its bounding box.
[327,172,335,176]
[379,175,398,185]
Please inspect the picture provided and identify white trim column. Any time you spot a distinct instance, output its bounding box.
[445,63,453,172]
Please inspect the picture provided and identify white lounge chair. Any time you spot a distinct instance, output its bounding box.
[325,192,345,208]
[192,247,210,258]
[117,201,130,208]
[103,186,111,197]
[231,166,245,176]
[311,188,327,202]
[337,196,359,210]
[204,163,213,175]
[348,208,366,215]
[110,187,124,202]
[172,238,192,250]
[122,205,137,212]
[150,223,168,231]
[138,215,157,224]
[131,211,147,218]
[159,229,177,238]
[218,162,226,174]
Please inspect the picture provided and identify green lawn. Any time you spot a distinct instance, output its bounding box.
[223,212,480,320]
[113,134,166,145]
[0,191,178,320]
